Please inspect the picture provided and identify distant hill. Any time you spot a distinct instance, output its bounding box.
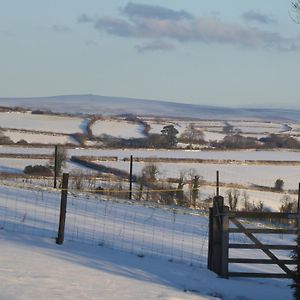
[0,94,299,121]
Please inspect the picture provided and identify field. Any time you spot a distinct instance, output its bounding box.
[0,184,294,299]
[1,107,300,299]
[1,145,299,211]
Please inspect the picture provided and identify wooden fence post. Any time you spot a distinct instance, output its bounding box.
[129,155,133,200]
[54,145,58,188]
[56,173,69,245]
[216,171,220,197]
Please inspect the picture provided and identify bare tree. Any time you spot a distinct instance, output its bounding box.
[176,171,187,207]
[179,124,205,148]
[49,146,67,176]
[226,189,240,211]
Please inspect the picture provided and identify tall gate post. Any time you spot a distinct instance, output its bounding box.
[208,195,229,278]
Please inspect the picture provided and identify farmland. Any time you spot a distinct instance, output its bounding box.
[0,107,299,214]
[0,104,299,299]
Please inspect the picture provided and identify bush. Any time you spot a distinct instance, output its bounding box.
[274,178,284,191]
[260,134,300,149]
[211,134,259,149]
[0,132,13,144]
[279,195,297,213]
[24,165,53,176]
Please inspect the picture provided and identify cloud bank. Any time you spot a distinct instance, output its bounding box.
[242,10,277,25]
[78,2,300,52]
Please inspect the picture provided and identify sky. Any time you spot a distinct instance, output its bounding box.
[1,0,300,108]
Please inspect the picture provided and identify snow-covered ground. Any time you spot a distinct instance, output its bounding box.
[0,158,48,173]
[93,160,300,190]
[2,146,300,162]
[91,119,145,139]
[3,130,75,145]
[0,184,294,300]
[0,230,292,300]
[0,112,85,134]
[0,231,212,300]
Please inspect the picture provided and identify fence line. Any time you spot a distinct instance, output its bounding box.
[0,182,209,267]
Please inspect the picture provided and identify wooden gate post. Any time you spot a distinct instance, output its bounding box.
[56,173,69,245]
[208,196,229,278]
[208,207,214,271]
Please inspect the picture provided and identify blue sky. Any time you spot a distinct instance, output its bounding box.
[1,0,300,108]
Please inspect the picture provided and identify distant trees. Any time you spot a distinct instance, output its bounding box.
[175,171,187,206]
[212,134,259,149]
[274,178,284,191]
[0,131,13,144]
[161,125,179,148]
[222,122,234,134]
[179,124,205,148]
[24,165,52,176]
[279,195,297,213]
[49,146,67,176]
[260,134,300,149]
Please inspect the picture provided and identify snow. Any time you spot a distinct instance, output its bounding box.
[0,231,292,300]
[0,112,84,134]
[2,147,300,162]
[0,232,210,300]
[92,119,145,139]
[0,158,48,173]
[93,160,300,190]
[3,130,75,145]
[0,185,294,300]
[203,131,226,142]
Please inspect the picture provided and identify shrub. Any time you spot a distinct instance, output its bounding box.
[226,189,240,211]
[274,178,284,191]
[24,165,53,176]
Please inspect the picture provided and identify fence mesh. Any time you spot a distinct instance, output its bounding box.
[0,185,60,238]
[0,183,209,267]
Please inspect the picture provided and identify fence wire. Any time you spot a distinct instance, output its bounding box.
[65,193,208,266]
[0,184,209,267]
[0,185,60,238]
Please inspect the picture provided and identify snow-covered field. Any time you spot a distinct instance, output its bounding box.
[91,119,145,139]
[92,159,300,189]
[0,110,300,147]
[2,146,300,162]
[1,145,300,212]
[147,119,291,140]
[3,130,76,145]
[0,112,85,134]
[0,184,294,299]
[0,158,48,173]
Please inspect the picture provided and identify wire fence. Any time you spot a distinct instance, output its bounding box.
[0,185,60,238]
[0,182,209,267]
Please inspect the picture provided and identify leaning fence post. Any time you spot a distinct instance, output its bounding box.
[56,173,69,245]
